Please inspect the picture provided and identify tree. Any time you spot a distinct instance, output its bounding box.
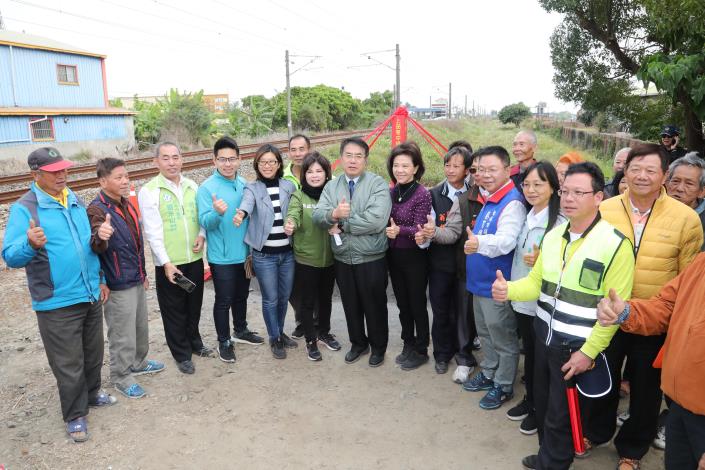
[540,0,705,152]
[498,102,532,127]
[159,89,213,145]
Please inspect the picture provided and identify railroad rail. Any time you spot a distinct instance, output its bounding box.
[0,129,376,205]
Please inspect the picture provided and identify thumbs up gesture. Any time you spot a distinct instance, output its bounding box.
[212,193,228,215]
[386,217,400,239]
[492,269,508,301]
[27,218,47,250]
[421,214,436,239]
[233,209,245,227]
[97,213,115,241]
[523,243,540,267]
[284,218,296,236]
[597,288,626,327]
[464,226,479,254]
[333,197,351,220]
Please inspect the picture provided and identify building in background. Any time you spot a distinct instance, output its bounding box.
[0,30,135,160]
[116,93,229,115]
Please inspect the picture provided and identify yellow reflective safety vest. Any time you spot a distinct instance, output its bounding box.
[536,218,629,350]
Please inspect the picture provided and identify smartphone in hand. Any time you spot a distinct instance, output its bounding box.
[173,273,197,293]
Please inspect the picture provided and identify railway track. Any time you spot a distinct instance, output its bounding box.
[0,129,375,205]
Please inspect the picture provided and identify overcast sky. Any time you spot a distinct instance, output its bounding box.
[2,0,574,113]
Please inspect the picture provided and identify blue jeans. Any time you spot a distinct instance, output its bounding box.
[252,250,294,342]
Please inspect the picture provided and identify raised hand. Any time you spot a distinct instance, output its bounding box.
[597,288,626,327]
[332,197,351,220]
[212,193,228,215]
[421,214,435,239]
[386,217,400,239]
[492,269,508,301]
[233,209,245,227]
[523,243,540,267]
[464,226,479,254]
[97,213,114,241]
[284,218,296,236]
[27,218,47,250]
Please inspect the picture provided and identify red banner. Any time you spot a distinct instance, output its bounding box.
[391,108,408,146]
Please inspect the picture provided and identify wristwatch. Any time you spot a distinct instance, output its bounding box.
[616,302,630,325]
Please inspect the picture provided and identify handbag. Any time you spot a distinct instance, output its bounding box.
[244,255,255,279]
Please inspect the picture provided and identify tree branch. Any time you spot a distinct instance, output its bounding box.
[573,10,641,73]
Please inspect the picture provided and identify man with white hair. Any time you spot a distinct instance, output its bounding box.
[605,147,630,197]
[666,151,705,250]
[510,130,538,192]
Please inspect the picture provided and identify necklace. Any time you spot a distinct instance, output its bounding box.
[397,182,416,202]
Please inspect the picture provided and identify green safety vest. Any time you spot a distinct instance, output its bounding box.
[145,174,202,266]
[536,219,626,348]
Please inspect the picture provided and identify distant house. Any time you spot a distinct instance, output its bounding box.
[116,93,229,115]
[0,30,135,160]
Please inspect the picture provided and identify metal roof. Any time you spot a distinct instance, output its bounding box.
[0,107,135,116]
[0,30,106,58]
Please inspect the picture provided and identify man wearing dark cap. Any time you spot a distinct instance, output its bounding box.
[660,125,687,163]
[2,147,116,443]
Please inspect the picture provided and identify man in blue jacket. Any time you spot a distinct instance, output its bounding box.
[197,136,264,363]
[2,147,116,442]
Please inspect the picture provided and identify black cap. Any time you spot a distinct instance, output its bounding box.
[576,352,612,398]
[660,125,680,137]
[27,147,74,172]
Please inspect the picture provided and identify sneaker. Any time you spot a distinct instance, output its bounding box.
[616,409,630,427]
[177,360,195,374]
[652,425,665,450]
[472,336,481,350]
[88,390,118,407]
[462,372,494,392]
[291,324,305,339]
[521,454,538,470]
[435,361,449,374]
[306,341,322,361]
[270,339,286,359]
[400,351,429,371]
[193,346,215,358]
[218,340,236,363]
[479,385,513,410]
[318,333,341,351]
[395,343,413,365]
[452,365,473,384]
[574,437,609,458]
[344,346,370,364]
[617,457,641,470]
[507,395,532,421]
[520,412,538,435]
[280,333,298,349]
[232,329,264,345]
[131,359,166,376]
[116,383,146,399]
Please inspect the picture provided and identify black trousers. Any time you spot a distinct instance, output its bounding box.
[36,301,104,422]
[291,280,319,328]
[517,311,536,406]
[665,400,705,470]
[292,262,335,342]
[534,334,575,470]
[210,262,250,343]
[582,330,665,459]
[388,248,429,354]
[334,258,388,355]
[155,259,205,362]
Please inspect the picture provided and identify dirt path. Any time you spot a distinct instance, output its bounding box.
[0,260,663,470]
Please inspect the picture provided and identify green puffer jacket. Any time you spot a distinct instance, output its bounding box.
[288,190,333,268]
[313,172,392,265]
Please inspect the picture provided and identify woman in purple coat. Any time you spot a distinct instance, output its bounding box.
[385,141,433,371]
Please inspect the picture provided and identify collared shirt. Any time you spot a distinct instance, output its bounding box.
[476,180,527,258]
[629,197,652,250]
[37,185,68,208]
[526,206,549,232]
[283,162,302,190]
[444,180,467,204]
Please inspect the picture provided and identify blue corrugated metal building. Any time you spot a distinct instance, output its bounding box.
[0,30,134,160]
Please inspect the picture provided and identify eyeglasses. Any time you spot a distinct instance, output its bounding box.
[558,189,595,198]
[522,182,547,191]
[216,157,239,164]
[476,166,508,175]
[342,152,365,161]
[468,168,477,174]
[258,160,279,167]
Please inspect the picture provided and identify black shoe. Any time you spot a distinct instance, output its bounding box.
[521,454,538,470]
[369,353,385,367]
[306,341,322,361]
[270,339,286,359]
[177,360,195,374]
[280,333,298,349]
[435,360,449,374]
[344,346,370,364]
[520,412,538,435]
[318,333,341,351]
[193,346,215,358]
[401,351,429,371]
[218,340,236,363]
[506,395,532,421]
[395,343,413,365]
[231,329,264,345]
[291,325,305,339]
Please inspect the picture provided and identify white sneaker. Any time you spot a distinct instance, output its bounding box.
[452,365,473,384]
[652,425,666,450]
[616,409,630,427]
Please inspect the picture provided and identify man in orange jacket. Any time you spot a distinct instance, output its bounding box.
[597,253,705,470]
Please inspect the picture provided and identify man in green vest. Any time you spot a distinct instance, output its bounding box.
[492,162,635,470]
[138,141,211,375]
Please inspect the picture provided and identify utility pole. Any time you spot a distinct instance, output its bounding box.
[285,50,292,139]
[0,9,6,30]
[395,43,400,108]
[448,82,452,119]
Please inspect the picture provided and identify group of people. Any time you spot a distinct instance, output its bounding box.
[2,125,704,470]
